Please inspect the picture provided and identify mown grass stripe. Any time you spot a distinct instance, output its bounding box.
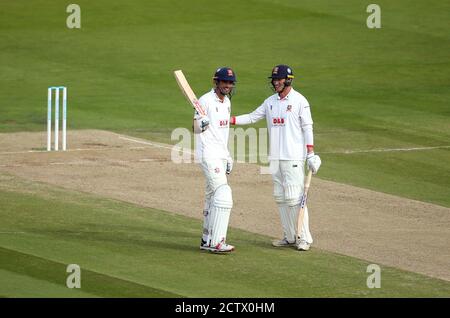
[0,246,182,298]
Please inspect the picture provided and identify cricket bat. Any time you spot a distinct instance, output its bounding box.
[297,169,313,242]
[174,70,207,117]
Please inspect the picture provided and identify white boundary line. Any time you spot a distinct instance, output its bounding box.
[320,145,450,154]
[118,136,175,151]
[0,146,158,156]
[117,135,194,156]
[113,135,450,157]
[1,132,447,157]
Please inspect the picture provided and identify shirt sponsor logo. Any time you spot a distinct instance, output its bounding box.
[272,117,285,126]
[219,120,229,127]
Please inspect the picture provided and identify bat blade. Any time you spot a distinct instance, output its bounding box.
[174,70,206,116]
[297,170,313,243]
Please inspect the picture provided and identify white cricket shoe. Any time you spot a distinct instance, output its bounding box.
[272,238,296,247]
[210,241,235,253]
[296,240,311,251]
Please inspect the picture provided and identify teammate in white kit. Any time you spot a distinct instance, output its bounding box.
[194,67,236,253]
[230,65,321,251]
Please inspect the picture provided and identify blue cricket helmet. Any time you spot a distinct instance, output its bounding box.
[213,67,237,82]
[268,64,294,80]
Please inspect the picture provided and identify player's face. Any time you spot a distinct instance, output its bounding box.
[217,80,235,96]
[272,78,286,93]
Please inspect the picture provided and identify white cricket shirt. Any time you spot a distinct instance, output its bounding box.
[195,89,231,161]
[235,88,313,160]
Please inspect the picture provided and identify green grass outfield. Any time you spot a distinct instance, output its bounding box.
[1,178,449,298]
[0,0,449,207]
[0,0,449,298]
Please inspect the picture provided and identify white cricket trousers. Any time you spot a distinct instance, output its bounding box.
[270,160,313,244]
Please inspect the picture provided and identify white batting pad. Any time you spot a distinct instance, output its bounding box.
[202,194,213,243]
[209,185,233,247]
[285,184,302,206]
[278,204,297,243]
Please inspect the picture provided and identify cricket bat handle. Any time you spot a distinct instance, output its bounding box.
[303,169,313,197]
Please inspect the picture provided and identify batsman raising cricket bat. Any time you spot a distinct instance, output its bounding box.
[174,68,237,253]
[230,64,321,251]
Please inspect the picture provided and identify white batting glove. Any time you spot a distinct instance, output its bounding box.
[193,113,210,133]
[226,157,233,175]
[306,152,321,174]
[200,116,209,131]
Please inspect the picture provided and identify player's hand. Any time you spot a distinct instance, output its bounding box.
[226,157,233,175]
[306,152,321,174]
[193,114,210,133]
[199,116,210,131]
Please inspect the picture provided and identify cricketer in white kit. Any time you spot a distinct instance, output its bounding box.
[193,67,236,253]
[231,65,321,251]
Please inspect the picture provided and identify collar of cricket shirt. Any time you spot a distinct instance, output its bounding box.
[277,88,293,101]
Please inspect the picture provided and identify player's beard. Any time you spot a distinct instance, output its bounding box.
[217,85,235,99]
[271,80,286,94]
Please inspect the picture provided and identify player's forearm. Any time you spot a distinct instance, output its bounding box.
[303,124,314,153]
[230,114,253,125]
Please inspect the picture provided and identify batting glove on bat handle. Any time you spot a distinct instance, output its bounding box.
[226,157,233,175]
[306,152,321,174]
[193,114,210,133]
[200,117,210,131]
